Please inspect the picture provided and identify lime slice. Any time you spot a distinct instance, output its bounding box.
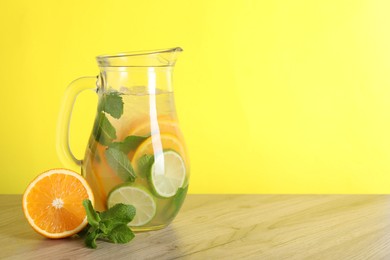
[107,185,156,226]
[150,150,186,198]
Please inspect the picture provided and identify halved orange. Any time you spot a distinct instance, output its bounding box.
[22,169,94,239]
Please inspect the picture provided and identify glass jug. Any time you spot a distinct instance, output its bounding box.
[57,47,189,231]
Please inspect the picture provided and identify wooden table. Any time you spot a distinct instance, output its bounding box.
[1,195,390,259]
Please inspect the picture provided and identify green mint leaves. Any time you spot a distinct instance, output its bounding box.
[105,148,136,182]
[82,199,136,249]
[92,91,141,183]
[83,198,101,227]
[93,112,117,146]
[98,91,124,119]
[106,224,135,244]
[99,201,136,223]
[93,91,123,145]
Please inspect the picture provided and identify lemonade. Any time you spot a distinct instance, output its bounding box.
[82,87,189,231]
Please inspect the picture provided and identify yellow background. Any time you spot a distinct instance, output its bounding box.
[2,0,390,194]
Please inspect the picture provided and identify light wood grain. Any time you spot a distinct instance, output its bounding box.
[1,195,390,259]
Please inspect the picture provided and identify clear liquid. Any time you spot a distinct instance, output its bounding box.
[82,88,189,231]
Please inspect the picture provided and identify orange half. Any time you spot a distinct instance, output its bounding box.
[22,169,94,239]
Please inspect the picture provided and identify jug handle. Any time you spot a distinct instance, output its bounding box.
[56,76,98,170]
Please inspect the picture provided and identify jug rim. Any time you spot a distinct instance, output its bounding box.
[96,47,182,67]
[96,47,183,60]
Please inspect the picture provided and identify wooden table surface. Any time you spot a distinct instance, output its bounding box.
[1,194,390,259]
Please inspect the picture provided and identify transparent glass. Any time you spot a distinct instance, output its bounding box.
[57,47,189,231]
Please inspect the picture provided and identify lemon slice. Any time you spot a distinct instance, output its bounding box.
[150,150,186,198]
[107,185,156,226]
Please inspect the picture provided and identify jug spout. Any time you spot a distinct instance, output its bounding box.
[96,47,183,68]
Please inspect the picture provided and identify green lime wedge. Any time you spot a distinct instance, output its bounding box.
[107,185,156,227]
[150,150,186,198]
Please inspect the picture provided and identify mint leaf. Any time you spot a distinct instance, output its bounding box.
[100,203,136,224]
[98,204,136,236]
[93,112,117,146]
[85,229,101,249]
[107,224,135,244]
[105,148,136,182]
[82,200,136,249]
[98,91,124,119]
[82,199,101,228]
[137,154,154,178]
[109,135,148,154]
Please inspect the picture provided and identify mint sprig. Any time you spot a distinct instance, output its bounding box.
[82,200,136,249]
